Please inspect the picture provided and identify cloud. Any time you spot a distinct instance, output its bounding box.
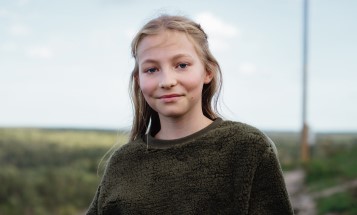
[9,24,31,36]
[194,12,239,52]
[26,46,54,59]
[239,63,257,75]
[195,12,239,38]
[124,28,137,40]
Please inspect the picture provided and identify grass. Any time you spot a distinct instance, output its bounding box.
[306,144,357,192]
[0,128,128,215]
[316,189,357,215]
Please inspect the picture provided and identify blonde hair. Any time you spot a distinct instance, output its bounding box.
[129,14,222,141]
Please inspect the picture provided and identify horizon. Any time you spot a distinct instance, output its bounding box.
[1,125,357,134]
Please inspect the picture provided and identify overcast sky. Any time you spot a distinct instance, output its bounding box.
[1,0,356,132]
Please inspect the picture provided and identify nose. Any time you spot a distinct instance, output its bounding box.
[159,69,177,89]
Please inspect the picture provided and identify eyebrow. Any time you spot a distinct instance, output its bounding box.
[140,54,194,65]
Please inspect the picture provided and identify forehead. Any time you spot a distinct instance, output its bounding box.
[137,30,200,62]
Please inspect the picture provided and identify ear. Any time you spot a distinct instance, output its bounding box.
[204,69,213,84]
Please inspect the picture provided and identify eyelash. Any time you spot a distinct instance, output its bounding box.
[143,63,189,74]
[176,63,189,69]
[145,67,158,73]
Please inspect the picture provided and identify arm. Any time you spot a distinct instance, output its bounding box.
[248,140,294,215]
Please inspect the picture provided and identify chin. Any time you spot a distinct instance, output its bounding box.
[160,112,184,118]
[157,109,187,118]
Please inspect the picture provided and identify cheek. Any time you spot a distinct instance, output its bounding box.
[184,74,205,92]
[139,76,156,97]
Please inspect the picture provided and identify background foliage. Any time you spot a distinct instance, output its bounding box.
[1,128,356,215]
[0,128,127,215]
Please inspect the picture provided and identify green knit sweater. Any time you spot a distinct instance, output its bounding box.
[87,118,294,215]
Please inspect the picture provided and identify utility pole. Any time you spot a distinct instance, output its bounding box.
[301,0,310,163]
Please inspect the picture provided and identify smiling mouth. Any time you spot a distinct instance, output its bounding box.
[159,94,182,99]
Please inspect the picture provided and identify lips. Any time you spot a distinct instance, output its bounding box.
[159,94,182,99]
[157,94,182,103]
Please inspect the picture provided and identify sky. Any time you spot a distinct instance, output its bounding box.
[1,0,356,132]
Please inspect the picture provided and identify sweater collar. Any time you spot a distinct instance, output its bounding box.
[144,118,223,149]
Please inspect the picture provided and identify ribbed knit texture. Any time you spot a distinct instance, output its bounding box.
[87,119,294,215]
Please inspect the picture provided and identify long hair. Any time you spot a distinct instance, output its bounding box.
[129,15,223,141]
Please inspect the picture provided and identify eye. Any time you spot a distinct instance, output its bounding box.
[177,63,188,69]
[145,67,158,73]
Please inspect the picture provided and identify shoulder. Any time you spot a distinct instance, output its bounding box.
[207,119,277,155]
[105,138,145,169]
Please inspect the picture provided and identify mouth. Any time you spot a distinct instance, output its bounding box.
[158,94,182,99]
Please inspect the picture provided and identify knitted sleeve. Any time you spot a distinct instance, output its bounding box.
[248,138,294,215]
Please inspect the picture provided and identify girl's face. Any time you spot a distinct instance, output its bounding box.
[137,30,212,120]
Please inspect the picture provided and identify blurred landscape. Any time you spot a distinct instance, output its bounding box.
[1,1,356,214]
[1,128,357,215]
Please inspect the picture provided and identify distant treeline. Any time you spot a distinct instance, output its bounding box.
[1,128,357,215]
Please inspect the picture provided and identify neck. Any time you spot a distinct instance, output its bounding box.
[155,113,213,140]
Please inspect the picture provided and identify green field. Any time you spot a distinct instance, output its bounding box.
[1,128,356,215]
[269,131,357,215]
[0,128,127,215]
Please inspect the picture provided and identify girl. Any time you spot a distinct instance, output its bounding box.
[87,15,294,214]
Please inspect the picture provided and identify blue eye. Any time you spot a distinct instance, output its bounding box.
[177,63,188,69]
[146,68,157,73]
